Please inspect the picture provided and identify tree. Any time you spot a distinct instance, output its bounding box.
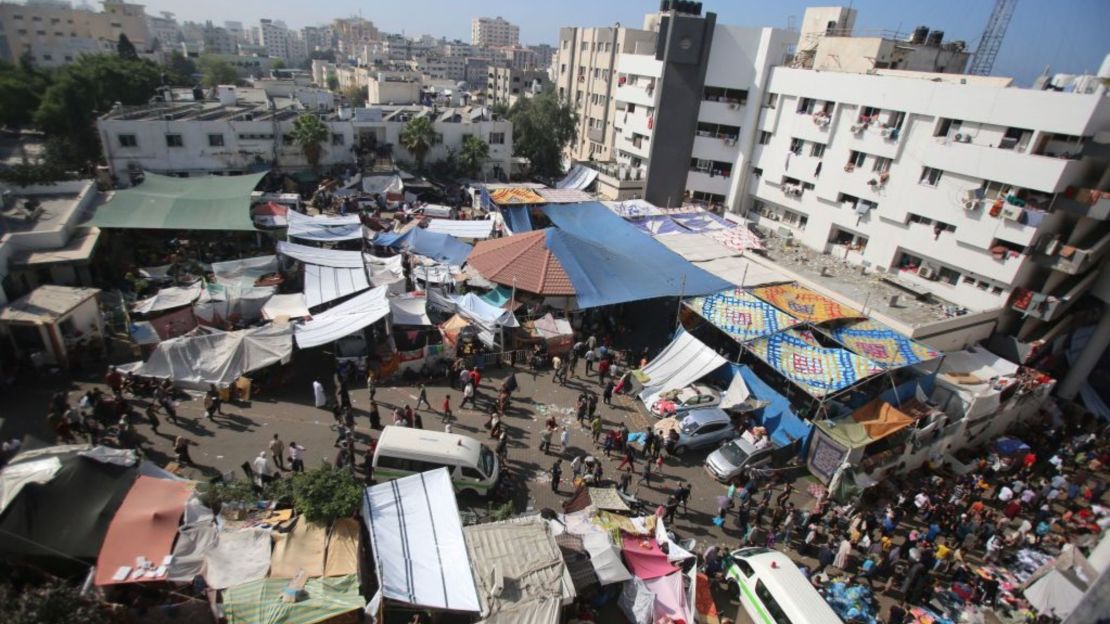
[0,60,51,127]
[399,115,438,171]
[198,56,239,88]
[0,578,118,624]
[507,88,577,179]
[290,113,329,171]
[34,54,162,167]
[271,59,286,70]
[458,135,490,178]
[286,465,361,523]
[165,51,197,86]
[326,76,339,92]
[341,84,366,107]
[117,33,138,59]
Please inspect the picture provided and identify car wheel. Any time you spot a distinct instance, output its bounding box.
[673,445,687,456]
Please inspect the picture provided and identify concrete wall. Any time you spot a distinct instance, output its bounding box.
[368,77,421,105]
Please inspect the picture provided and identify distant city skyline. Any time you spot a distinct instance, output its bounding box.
[140,0,1108,85]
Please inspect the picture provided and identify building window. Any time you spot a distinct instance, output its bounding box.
[704,86,748,106]
[919,167,943,186]
[489,132,505,145]
[789,138,803,155]
[332,133,345,145]
[118,134,137,148]
[847,150,866,169]
[872,156,891,173]
[757,131,772,145]
[937,266,961,285]
[796,97,815,114]
[165,134,184,148]
[810,143,826,158]
[208,134,225,147]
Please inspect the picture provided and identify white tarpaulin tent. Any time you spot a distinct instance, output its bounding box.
[276,240,364,268]
[304,263,370,308]
[555,164,599,190]
[655,233,736,262]
[424,219,494,239]
[365,253,406,292]
[363,468,480,612]
[694,256,789,288]
[454,292,519,330]
[294,285,390,349]
[412,263,456,285]
[719,370,752,409]
[261,293,311,320]
[390,293,432,326]
[581,532,632,585]
[619,577,655,624]
[0,456,62,515]
[1022,544,1098,620]
[210,255,278,289]
[121,324,293,388]
[362,174,403,196]
[202,528,272,590]
[286,209,363,241]
[193,283,274,325]
[637,329,727,404]
[132,283,203,314]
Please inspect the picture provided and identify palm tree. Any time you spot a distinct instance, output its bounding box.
[290,113,329,172]
[399,115,437,171]
[458,135,490,179]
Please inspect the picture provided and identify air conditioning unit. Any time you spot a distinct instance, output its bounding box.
[812,114,830,127]
[917,265,938,280]
[728,102,739,110]
[1001,204,1022,221]
[962,198,981,211]
[850,124,865,134]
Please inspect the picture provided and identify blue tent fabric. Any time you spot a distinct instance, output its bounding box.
[541,203,730,308]
[502,206,533,234]
[479,285,514,308]
[734,364,812,450]
[993,437,1031,456]
[373,228,472,265]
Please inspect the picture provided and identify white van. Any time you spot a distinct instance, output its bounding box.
[724,547,844,624]
[372,426,500,497]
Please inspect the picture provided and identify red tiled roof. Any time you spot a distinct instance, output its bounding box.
[467,229,575,296]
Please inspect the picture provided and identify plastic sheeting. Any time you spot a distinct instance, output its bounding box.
[261,294,310,320]
[93,171,263,231]
[132,283,203,314]
[628,215,688,236]
[538,188,595,203]
[685,288,800,344]
[619,577,656,624]
[654,232,736,261]
[542,203,731,308]
[210,255,278,289]
[363,469,480,612]
[502,205,534,234]
[582,532,632,585]
[669,211,733,233]
[294,286,390,349]
[734,364,812,448]
[167,524,218,583]
[0,456,61,515]
[286,209,363,241]
[620,534,679,580]
[746,328,884,398]
[424,219,494,239]
[831,320,940,369]
[644,572,691,624]
[121,324,293,388]
[373,228,472,266]
[453,292,520,331]
[490,187,546,204]
[222,574,362,624]
[465,515,570,623]
[694,256,789,288]
[712,225,765,252]
[362,174,403,196]
[719,370,751,410]
[95,476,193,585]
[751,283,862,324]
[637,329,727,404]
[390,293,432,326]
[276,241,364,268]
[555,165,599,190]
[203,528,271,590]
[270,517,327,578]
[303,263,370,309]
[365,254,405,286]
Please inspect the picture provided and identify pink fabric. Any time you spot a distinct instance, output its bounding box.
[621,534,679,580]
[644,572,689,623]
[712,227,765,252]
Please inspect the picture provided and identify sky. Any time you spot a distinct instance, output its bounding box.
[145,0,1109,85]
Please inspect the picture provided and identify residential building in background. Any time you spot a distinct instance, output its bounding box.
[367,71,422,105]
[486,66,547,106]
[301,26,330,53]
[333,16,378,56]
[201,21,236,55]
[554,21,656,162]
[471,16,519,48]
[500,45,537,70]
[223,20,245,42]
[0,0,153,67]
[146,11,181,48]
[258,18,305,63]
[529,43,555,71]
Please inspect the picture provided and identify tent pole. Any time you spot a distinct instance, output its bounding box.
[675,274,686,329]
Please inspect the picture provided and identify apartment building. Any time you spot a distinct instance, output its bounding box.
[333,17,378,56]
[201,21,236,55]
[96,87,513,179]
[301,26,331,53]
[486,66,547,106]
[367,71,422,105]
[259,19,305,63]
[530,43,555,71]
[146,11,180,48]
[471,16,518,48]
[740,67,1110,347]
[554,23,657,162]
[500,46,537,70]
[0,0,152,67]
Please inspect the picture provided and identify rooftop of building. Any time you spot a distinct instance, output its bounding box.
[0,181,96,238]
[98,86,328,123]
[0,284,100,324]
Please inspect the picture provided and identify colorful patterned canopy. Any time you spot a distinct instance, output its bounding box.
[711,226,765,252]
[746,328,884,398]
[831,319,941,369]
[489,187,546,204]
[685,288,800,343]
[751,283,862,324]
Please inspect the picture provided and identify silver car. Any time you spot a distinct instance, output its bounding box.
[705,437,775,482]
[654,408,738,455]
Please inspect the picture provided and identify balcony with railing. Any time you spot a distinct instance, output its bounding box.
[1055,187,1110,221]
[1009,268,1102,322]
[1032,224,1110,275]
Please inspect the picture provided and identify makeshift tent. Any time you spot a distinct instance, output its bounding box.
[364,254,405,290]
[373,228,472,266]
[711,224,765,252]
[1021,544,1098,620]
[285,209,363,242]
[751,283,862,324]
[294,286,390,349]
[167,524,218,583]
[694,256,789,288]
[938,347,1019,382]
[746,328,884,398]
[0,456,63,515]
[276,241,362,268]
[424,218,494,239]
[686,288,800,343]
[270,516,327,578]
[850,399,916,440]
[582,532,632,585]
[193,283,273,326]
[654,232,736,262]
[542,203,731,308]
[628,215,688,236]
[528,314,574,353]
[210,255,279,289]
[501,205,534,234]
[669,211,733,233]
[93,171,264,231]
[410,262,456,285]
[465,515,572,623]
[132,283,203,314]
[605,198,666,217]
[389,293,432,326]
[95,476,194,585]
[479,285,517,309]
[636,329,727,404]
[644,572,692,624]
[121,324,293,388]
[363,173,403,196]
[831,320,940,369]
[467,230,574,295]
[538,188,594,203]
[261,294,311,320]
[252,202,288,228]
[323,518,359,577]
[619,577,657,624]
[556,532,600,594]
[303,263,370,308]
[363,468,480,612]
[203,528,272,590]
[490,187,546,204]
[555,164,599,190]
[719,369,752,410]
[222,574,363,624]
[621,534,679,580]
[453,292,519,330]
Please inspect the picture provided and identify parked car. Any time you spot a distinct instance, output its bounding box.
[648,383,721,418]
[653,408,738,455]
[705,436,777,482]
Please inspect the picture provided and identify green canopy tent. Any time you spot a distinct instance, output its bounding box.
[93,171,267,231]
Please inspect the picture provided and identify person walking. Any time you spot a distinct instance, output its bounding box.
[639,456,653,485]
[313,379,327,409]
[575,394,588,424]
[288,442,306,473]
[590,415,603,445]
[367,371,376,402]
[539,427,553,454]
[675,482,692,515]
[597,357,610,386]
[269,434,286,470]
[442,395,453,422]
[584,348,596,375]
[174,435,194,466]
[603,380,614,405]
[496,431,508,462]
[460,381,475,409]
[337,383,352,412]
[144,402,160,434]
[457,366,471,392]
[551,354,562,381]
[252,451,273,487]
[587,394,598,420]
[416,383,431,410]
[550,460,563,492]
[617,446,636,472]
[369,401,382,429]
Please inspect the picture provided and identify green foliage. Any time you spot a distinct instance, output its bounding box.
[399,115,438,171]
[341,84,366,107]
[326,76,340,92]
[458,135,490,178]
[287,464,362,523]
[0,60,51,127]
[198,479,258,512]
[165,51,197,86]
[271,59,286,70]
[507,88,577,179]
[116,33,138,60]
[0,578,118,624]
[34,54,162,167]
[290,113,330,171]
[197,56,239,88]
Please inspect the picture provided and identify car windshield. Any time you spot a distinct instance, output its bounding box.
[478,445,495,479]
[718,441,750,466]
[679,416,701,435]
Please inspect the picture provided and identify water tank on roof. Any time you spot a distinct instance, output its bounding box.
[926,30,944,47]
[910,26,929,45]
[216,84,237,106]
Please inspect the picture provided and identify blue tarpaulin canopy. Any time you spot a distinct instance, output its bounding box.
[734,364,813,450]
[502,206,533,234]
[372,228,472,266]
[541,203,730,308]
